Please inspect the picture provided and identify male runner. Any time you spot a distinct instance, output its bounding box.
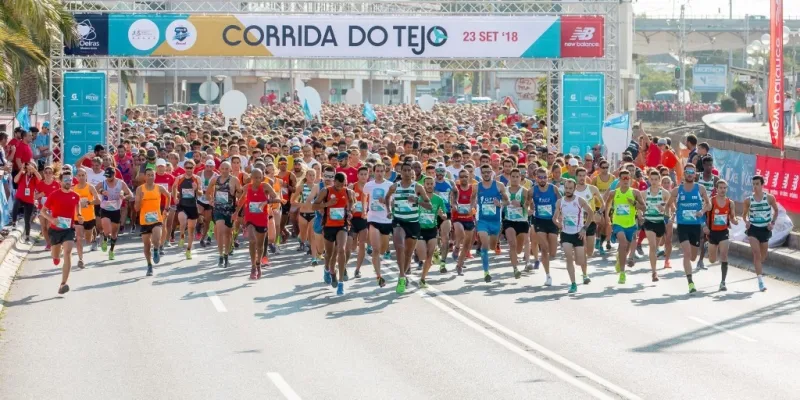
[235,167,279,280]
[532,167,561,286]
[451,169,476,276]
[364,163,393,287]
[173,160,202,259]
[553,179,594,293]
[314,172,354,295]
[276,156,297,242]
[417,176,447,288]
[742,175,778,292]
[574,167,604,261]
[665,164,710,294]
[208,161,241,268]
[73,168,100,269]
[386,162,431,294]
[704,180,737,291]
[473,164,508,282]
[154,159,175,255]
[592,159,614,254]
[433,163,455,272]
[134,168,171,276]
[41,169,82,294]
[605,167,645,284]
[502,168,531,279]
[96,167,134,261]
[643,169,671,281]
[695,155,719,269]
[349,166,370,278]
[197,159,218,247]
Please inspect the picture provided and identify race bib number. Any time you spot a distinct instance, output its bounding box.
[507,206,524,220]
[144,211,159,224]
[682,209,697,221]
[101,199,121,211]
[420,213,436,225]
[616,204,631,216]
[354,201,364,213]
[481,203,497,216]
[564,214,578,227]
[436,190,451,204]
[24,188,30,197]
[56,216,71,229]
[714,214,728,226]
[249,202,265,213]
[395,199,413,212]
[330,207,345,221]
[752,210,770,222]
[215,192,229,204]
[181,188,195,199]
[457,204,471,215]
[536,204,552,217]
[157,183,169,192]
[370,200,385,212]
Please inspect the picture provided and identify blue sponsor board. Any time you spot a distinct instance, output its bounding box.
[63,72,107,166]
[562,73,605,156]
[65,14,109,55]
[711,148,755,203]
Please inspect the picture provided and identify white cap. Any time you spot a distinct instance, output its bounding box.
[568,158,579,166]
[156,158,167,167]
[205,159,215,167]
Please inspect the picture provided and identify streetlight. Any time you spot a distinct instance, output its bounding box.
[259,76,270,96]
[746,40,767,123]
[386,70,404,104]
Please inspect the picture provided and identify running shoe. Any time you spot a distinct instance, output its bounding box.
[597,247,606,256]
[200,238,207,248]
[583,275,591,285]
[416,261,423,270]
[484,272,492,283]
[53,258,60,266]
[568,282,578,294]
[606,241,612,250]
[90,241,98,251]
[218,256,224,267]
[324,269,331,284]
[618,271,627,284]
[689,282,697,293]
[109,251,115,261]
[595,237,601,250]
[465,250,474,259]
[170,237,176,245]
[260,256,269,266]
[657,249,665,258]
[652,272,659,282]
[331,273,338,289]
[185,249,192,260]
[495,242,501,255]
[269,243,277,254]
[366,245,373,255]
[544,275,552,286]
[58,284,70,295]
[153,249,160,265]
[382,251,391,260]
[396,277,407,294]
[513,267,521,279]
[336,282,344,295]
[77,260,84,269]
[636,245,644,256]
[306,248,312,256]
[627,258,635,268]
[249,267,258,280]
[45,244,51,251]
[178,237,184,248]
[233,240,240,248]
[296,242,305,252]
[343,269,349,282]
[524,262,534,272]
[719,281,727,291]
[101,239,107,252]
[354,268,362,279]
[159,247,165,257]
[311,258,319,266]
[456,265,463,276]
[377,276,386,287]
[697,259,705,270]
[533,259,540,270]
[419,279,428,289]
[439,262,447,274]
[432,250,441,265]
[146,266,153,276]
[758,280,767,292]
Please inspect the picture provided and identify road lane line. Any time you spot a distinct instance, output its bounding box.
[205,291,228,312]
[416,281,642,400]
[267,372,302,400]
[687,316,758,342]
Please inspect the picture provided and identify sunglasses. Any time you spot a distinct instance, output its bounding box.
[536,175,547,179]
[685,170,696,175]
[601,166,609,169]
[621,176,630,181]
[323,174,335,179]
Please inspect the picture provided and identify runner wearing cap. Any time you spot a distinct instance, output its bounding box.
[96,167,134,260]
[665,163,710,294]
[207,161,242,268]
[40,168,82,294]
[433,163,455,272]
[386,161,431,293]
[197,158,218,248]
[134,167,171,276]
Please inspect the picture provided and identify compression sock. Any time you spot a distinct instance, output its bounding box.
[109,238,117,252]
[721,262,729,282]
[687,274,693,284]
[481,249,489,273]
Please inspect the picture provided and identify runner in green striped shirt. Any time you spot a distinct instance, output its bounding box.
[417,176,447,288]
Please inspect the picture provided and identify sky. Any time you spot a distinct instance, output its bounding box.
[633,0,800,20]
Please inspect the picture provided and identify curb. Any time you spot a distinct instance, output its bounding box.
[0,228,35,315]
[729,240,800,275]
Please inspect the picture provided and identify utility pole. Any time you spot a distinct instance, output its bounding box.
[679,4,687,124]
[728,0,733,90]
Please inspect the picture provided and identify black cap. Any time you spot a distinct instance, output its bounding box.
[94,144,105,152]
[103,167,115,178]
[146,149,157,159]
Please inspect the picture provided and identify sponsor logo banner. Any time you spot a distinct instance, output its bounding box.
[768,0,784,150]
[756,155,800,213]
[562,73,605,156]
[693,64,727,93]
[65,14,109,55]
[711,149,755,203]
[560,16,604,58]
[67,14,604,58]
[63,72,107,166]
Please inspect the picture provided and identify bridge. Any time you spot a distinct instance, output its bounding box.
[634,15,800,55]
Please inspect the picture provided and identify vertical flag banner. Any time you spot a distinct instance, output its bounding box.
[768,0,784,151]
[562,73,605,156]
[302,100,313,121]
[15,106,30,131]
[363,102,377,122]
[63,72,107,166]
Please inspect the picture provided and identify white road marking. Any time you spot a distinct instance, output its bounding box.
[267,372,302,400]
[205,291,228,312]
[687,316,758,343]
[410,278,642,400]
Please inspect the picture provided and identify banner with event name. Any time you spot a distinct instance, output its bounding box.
[65,14,605,58]
[755,155,800,213]
[711,149,755,202]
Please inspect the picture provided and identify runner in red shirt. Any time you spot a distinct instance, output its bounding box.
[41,168,82,295]
[154,159,176,253]
[335,152,358,184]
[35,165,61,249]
[12,162,40,242]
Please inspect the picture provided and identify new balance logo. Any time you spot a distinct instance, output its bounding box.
[570,27,595,41]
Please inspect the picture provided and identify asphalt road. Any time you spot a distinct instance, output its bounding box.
[1,231,800,400]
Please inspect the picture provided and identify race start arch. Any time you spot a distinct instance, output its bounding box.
[52,0,621,156]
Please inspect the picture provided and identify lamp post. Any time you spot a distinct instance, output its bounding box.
[259,76,270,97]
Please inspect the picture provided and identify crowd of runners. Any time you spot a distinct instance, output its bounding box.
[4,102,780,296]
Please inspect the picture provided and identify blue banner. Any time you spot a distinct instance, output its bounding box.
[692,64,727,93]
[65,14,109,55]
[63,72,107,166]
[712,148,756,203]
[562,73,604,157]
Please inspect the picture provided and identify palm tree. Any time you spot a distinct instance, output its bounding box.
[0,0,77,108]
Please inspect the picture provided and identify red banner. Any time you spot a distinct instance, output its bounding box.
[756,155,800,213]
[560,16,604,58]
[768,0,784,151]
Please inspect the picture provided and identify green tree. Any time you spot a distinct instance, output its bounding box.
[638,63,673,100]
[0,0,77,108]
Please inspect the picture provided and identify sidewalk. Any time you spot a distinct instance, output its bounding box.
[0,226,36,315]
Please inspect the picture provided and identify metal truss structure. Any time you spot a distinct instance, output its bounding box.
[52,0,621,151]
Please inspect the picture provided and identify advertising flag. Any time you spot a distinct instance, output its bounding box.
[363,102,377,122]
[15,106,30,131]
[768,0,784,151]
